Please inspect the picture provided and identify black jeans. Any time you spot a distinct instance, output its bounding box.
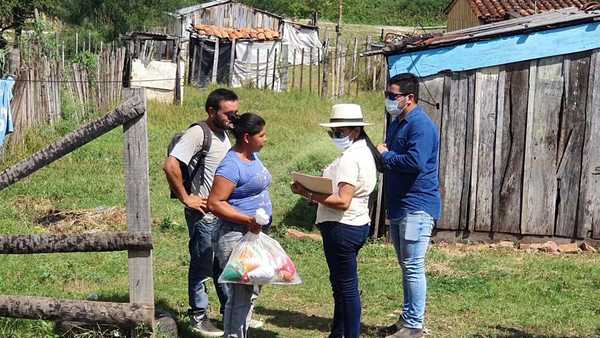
[319,221,370,338]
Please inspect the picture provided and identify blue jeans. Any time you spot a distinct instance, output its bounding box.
[319,222,370,338]
[389,211,434,329]
[214,222,268,338]
[185,209,228,316]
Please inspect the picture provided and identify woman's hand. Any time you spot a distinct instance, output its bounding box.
[246,217,262,234]
[290,182,306,196]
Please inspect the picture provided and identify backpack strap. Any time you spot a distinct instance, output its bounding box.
[187,121,212,189]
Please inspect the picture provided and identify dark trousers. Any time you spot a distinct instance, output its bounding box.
[319,221,370,338]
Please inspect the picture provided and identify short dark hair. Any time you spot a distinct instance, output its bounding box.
[389,73,419,102]
[205,88,239,112]
[230,112,266,143]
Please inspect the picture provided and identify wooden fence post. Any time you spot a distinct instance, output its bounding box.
[317,48,321,95]
[280,44,289,91]
[300,48,305,91]
[341,45,348,96]
[229,39,236,87]
[321,49,330,98]
[174,39,182,105]
[352,37,358,96]
[264,48,271,89]
[291,49,296,89]
[271,48,278,91]
[211,39,219,84]
[256,48,260,88]
[122,88,154,335]
[309,47,313,93]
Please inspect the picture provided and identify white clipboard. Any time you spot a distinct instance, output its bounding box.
[292,172,333,194]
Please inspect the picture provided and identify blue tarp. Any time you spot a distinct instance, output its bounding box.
[0,76,16,146]
[388,22,600,78]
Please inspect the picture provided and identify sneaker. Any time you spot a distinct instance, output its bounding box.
[385,327,424,338]
[190,314,224,337]
[248,318,264,329]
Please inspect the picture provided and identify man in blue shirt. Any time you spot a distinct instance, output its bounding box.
[377,73,440,338]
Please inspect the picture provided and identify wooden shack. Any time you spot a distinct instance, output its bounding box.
[378,8,600,240]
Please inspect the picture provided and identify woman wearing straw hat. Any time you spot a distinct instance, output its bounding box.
[291,103,382,338]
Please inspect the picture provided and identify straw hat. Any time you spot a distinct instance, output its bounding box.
[319,104,372,128]
[319,103,371,128]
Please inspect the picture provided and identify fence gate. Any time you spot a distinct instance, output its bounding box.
[0,88,155,336]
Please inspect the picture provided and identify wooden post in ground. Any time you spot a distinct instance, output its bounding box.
[309,47,313,93]
[264,48,271,89]
[339,45,346,96]
[280,44,289,91]
[372,55,378,91]
[321,49,330,98]
[271,48,278,91]
[256,48,260,88]
[174,39,182,105]
[228,39,236,87]
[122,87,154,336]
[352,37,358,96]
[317,48,321,95]
[291,49,296,89]
[188,33,195,85]
[366,36,372,78]
[211,39,219,84]
[300,48,305,91]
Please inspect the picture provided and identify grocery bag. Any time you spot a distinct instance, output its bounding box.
[218,232,302,285]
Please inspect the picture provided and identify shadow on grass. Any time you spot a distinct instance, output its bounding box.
[472,326,585,338]
[281,198,318,231]
[255,306,378,336]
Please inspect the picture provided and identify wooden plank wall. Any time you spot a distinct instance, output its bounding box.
[193,3,280,32]
[429,50,600,239]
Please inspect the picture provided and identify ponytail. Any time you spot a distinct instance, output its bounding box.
[359,129,384,172]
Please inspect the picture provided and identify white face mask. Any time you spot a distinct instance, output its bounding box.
[332,136,353,151]
[385,99,402,117]
[385,97,409,118]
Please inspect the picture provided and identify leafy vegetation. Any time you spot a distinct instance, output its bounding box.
[243,0,448,26]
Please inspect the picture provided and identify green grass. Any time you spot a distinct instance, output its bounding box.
[1,86,600,337]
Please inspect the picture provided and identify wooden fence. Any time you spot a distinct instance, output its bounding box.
[188,35,388,96]
[6,42,125,146]
[0,88,155,335]
[375,50,600,240]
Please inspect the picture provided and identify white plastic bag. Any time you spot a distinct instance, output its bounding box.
[218,232,302,285]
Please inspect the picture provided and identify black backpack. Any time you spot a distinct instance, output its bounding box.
[167,121,212,199]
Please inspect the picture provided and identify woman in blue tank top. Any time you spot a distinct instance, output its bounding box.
[208,112,271,338]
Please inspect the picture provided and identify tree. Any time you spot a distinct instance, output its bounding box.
[0,0,56,47]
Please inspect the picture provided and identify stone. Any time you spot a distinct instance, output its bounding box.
[580,241,597,253]
[558,243,579,254]
[541,241,560,254]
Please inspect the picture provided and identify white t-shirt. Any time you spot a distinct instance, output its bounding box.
[315,139,377,226]
[169,124,231,198]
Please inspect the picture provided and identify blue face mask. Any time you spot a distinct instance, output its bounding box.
[332,136,353,151]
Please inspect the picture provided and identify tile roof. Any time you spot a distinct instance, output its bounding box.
[464,0,589,22]
[192,24,280,41]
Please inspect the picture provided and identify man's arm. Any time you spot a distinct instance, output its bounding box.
[382,124,435,173]
[163,156,207,212]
